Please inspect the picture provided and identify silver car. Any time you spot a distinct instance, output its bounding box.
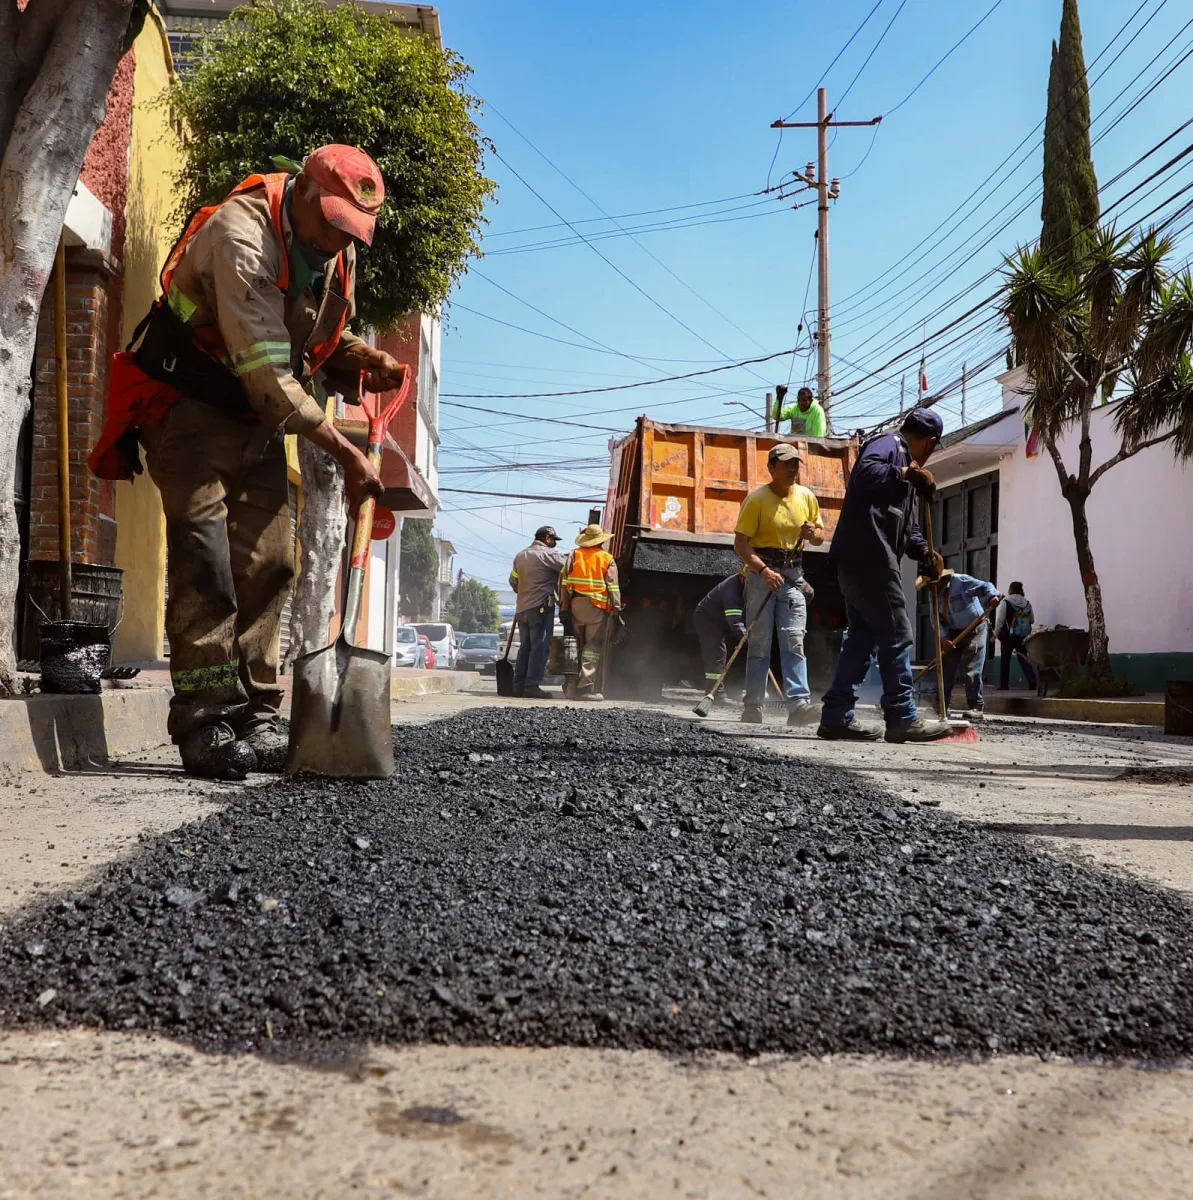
[393,624,424,669]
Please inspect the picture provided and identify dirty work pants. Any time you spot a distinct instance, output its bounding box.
[743,568,809,710]
[997,631,1037,690]
[141,397,293,740]
[514,603,554,689]
[942,623,987,712]
[694,605,733,691]
[821,561,917,728]
[569,595,608,693]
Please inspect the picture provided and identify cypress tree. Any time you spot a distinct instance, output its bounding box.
[1040,0,1100,273]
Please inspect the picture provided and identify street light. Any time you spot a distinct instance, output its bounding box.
[724,400,768,427]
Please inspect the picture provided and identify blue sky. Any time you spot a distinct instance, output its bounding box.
[430,0,1193,591]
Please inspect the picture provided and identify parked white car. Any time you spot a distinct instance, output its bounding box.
[413,622,457,669]
[393,624,425,669]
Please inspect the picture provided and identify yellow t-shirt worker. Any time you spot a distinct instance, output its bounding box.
[732,442,825,726]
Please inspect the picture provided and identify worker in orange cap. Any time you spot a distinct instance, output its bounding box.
[91,145,402,779]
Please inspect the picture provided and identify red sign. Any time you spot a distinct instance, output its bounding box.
[371,505,396,540]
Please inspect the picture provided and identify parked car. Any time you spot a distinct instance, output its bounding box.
[418,634,436,670]
[413,622,456,669]
[455,632,501,671]
[393,624,424,669]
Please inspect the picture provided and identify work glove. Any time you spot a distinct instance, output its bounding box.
[799,581,815,602]
[905,464,936,496]
[920,550,945,581]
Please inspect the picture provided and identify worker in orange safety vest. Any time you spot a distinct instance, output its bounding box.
[559,524,622,701]
[90,145,403,780]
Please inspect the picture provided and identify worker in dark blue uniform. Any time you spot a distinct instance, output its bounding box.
[818,408,952,744]
[693,571,748,703]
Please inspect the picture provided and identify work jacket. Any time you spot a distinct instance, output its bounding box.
[90,171,368,480]
[510,540,567,613]
[695,573,747,642]
[830,431,929,571]
[561,547,621,613]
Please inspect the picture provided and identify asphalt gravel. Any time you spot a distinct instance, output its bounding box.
[1,707,1192,1061]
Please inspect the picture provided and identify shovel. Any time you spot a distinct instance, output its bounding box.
[287,367,411,778]
[495,621,517,696]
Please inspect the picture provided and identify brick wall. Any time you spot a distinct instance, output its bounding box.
[30,248,119,567]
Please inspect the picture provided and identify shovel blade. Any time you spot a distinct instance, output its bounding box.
[286,636,394,778]
[495,655,515,697]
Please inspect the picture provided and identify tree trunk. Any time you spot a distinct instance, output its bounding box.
[282,438,346,670]
[1066,489,1112,681]
[0,0,134,685]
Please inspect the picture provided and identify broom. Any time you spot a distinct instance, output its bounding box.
[693,593,775,718]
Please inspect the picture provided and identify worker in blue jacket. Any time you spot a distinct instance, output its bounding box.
[818,408,952,744]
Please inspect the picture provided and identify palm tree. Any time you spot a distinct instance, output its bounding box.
[1001,225,1193,682]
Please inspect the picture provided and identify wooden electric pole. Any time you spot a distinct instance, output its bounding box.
[772,89,880,434]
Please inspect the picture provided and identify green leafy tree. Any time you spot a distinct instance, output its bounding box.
[1001,227,1193,683]
[444,578,499,633]
[399,518,438,621]
[166,0,493,327]
[1040,0,1099,275]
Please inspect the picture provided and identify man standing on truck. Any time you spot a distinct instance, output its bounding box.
[817,408,951,744]
[560,524,621,700]
[777,385,827,437]
[733,442,825,726]
[509,525,565,699]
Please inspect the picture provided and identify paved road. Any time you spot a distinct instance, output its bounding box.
[2,688,1192,1198]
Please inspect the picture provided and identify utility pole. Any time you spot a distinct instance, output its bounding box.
[772,90,880,434]
[899,375,906,416]
[961,362,968,426]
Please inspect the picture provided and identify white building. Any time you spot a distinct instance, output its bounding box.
[922,367,1193,689]
[433,536,455,620]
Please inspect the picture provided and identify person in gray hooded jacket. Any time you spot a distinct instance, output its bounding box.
[994,581,1037,691]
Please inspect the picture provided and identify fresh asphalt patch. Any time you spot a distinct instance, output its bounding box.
[1,708,1191,1061]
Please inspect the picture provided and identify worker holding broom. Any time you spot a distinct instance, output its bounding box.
[89,146,402,779]
[935,572,1001,715]
[817,408,951,744]
[733,442,825,727]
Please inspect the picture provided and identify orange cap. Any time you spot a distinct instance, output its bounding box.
[303,144,385,246]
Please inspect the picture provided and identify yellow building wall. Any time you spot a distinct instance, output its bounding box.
[111,9,177,663]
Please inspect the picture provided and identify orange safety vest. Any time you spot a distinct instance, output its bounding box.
[89,172,350,481]
[563,547,617,612]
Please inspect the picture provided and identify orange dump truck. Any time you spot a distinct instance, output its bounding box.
[603,417,858,697]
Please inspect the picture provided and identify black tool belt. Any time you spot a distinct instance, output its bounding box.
[756,547,803,572]
[133,301,256,417]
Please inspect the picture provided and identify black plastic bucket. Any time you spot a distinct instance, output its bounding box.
[39,621,112,695]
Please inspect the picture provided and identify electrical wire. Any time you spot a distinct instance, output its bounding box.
[834,0,909,112]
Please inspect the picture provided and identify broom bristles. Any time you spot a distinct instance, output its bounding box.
[693,696,713,718]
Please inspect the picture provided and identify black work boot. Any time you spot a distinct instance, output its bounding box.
[817,720,881,741]
[884,717,953,744]
[523,685,555,700]
[740,704,764,724]
[178,721,256,781]
[242,725,288,772]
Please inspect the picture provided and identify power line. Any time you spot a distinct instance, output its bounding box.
[781,0,886,122]
[884,0,1008,117]
[441,487,606,503]
[835,0,909,111]
[441,344,797,399]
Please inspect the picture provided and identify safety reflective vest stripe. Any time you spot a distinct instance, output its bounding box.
[563,547,618,612]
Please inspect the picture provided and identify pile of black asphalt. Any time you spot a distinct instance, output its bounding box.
[1,707,1191,1061]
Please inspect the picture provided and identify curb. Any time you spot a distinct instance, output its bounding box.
[983,694,1164,727]
[0,688,172,772]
